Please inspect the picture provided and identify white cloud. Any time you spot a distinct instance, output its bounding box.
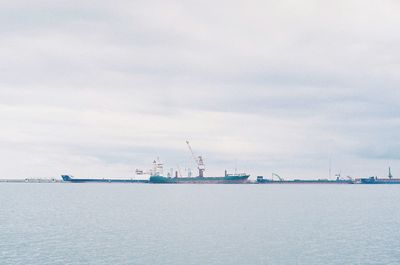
[1,0,400,179]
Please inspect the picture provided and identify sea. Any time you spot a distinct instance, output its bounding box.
[1,183,400,265]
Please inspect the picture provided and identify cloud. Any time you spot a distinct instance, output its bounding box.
[1,0,400,179]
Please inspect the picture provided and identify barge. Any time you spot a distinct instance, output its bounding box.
[61,175,148,183]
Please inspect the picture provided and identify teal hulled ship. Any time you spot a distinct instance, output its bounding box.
[61,175,148,183]
[149,172,250,184]
[145,156,250,184]
[147,141,250,183]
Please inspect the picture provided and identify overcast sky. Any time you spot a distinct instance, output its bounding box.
[1,0,400,179]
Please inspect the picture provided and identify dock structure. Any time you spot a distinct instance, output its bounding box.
[0,178,62,183]
[256,176,354,184]
[1,167,399,185]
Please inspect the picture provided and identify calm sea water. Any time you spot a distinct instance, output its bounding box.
[1,183,400,265]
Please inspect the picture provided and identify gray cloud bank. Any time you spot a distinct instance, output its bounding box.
[1,0,400,179]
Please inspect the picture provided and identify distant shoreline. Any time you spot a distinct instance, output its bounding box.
[1,178,400,185]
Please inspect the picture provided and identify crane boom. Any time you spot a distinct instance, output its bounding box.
[272,173,283,181]
[186,141,198,166]
[186,140,205,177]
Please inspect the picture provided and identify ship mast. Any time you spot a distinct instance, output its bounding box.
[186,140,205,177]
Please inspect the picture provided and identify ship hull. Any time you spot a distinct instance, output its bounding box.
[360,177,400,184]
[149,175,250,184]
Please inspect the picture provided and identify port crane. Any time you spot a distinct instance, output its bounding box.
[272,173,284,181]
[186,140,205,177]
[334,172,353,182]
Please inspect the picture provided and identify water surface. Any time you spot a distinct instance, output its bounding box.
[1,183,400,265]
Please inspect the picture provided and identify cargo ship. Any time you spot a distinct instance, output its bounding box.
[147,141,250,184]
[61,175,148,183]
[359,167,400,184]
[359,177,400,184]
[149,172,250,184]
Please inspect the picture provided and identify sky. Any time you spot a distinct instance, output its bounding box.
[1,0,400,179]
